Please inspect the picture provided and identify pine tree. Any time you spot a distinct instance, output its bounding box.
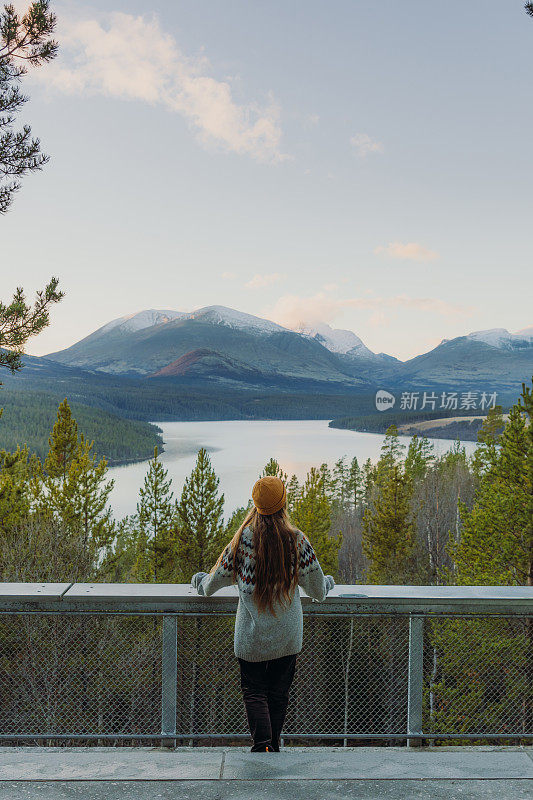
[319,462,333,496]
[60,434,114,549]
[41,405,114,553]
[292,466,341,576]
[261,458,288,483]
[362,466,416,584]
[332,457,349,506]
[223,504,252,541]
[361,458,376,508]
[44,398,79,482]
[404,435,434,484]
[375,424,405,485]
[175,448,225,579]
[450,390,531,586]
[133,446,176,582]
[0,445,32,531]
[347,456,360,510]
[287,474,301,512]
[471,405,505,479]
[132,526,154,583]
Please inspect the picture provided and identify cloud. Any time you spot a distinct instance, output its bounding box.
[32,8,286,163]
[303,113,320,128]
[369,310,387,328]
[374,241,439,262]
[245,272,285,289]
[221,271,237,280]
[350,133,384,158]
[265,290,471,329]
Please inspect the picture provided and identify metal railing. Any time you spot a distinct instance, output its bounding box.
[0,583,532,746]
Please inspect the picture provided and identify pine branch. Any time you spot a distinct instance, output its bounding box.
[0,2,57,212]
[0,277,64,373]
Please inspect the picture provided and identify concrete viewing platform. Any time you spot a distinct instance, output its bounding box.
[0,747,532,800]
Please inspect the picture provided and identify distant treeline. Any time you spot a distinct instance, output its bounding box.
[0,390,163,464]
[408,419,484,442]
[1,366,379,421]
[329,408,492,437]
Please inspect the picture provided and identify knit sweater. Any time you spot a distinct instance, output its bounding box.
[191,526,335,662]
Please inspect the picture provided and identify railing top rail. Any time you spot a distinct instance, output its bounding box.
[0,583,72,601]
[0,582,532,614]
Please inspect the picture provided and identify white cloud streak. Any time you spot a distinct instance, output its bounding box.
[266,291,471,330]
[33,8,286,163]
[350,133,384,158]
[245,272,285,289]
[374,241,439,262]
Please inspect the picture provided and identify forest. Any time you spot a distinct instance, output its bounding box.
[0,389,163,465]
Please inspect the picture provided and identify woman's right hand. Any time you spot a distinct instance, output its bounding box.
[325,575,335,592]
[191,572,208,590]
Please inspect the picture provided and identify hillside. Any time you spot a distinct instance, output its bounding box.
[44,306,381,386]
[329,409,498,440]
[0,389,163,465]
[393,336,533,391]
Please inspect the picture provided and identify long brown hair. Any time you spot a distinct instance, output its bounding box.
[210,504,299,615]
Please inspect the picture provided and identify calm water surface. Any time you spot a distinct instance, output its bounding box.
[107,420,477,520]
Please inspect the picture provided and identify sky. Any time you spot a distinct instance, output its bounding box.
[3,0,533,360]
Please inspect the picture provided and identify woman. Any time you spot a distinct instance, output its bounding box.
[191,475,335,752]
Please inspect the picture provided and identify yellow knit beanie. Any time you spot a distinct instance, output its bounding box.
[251,476,287,516]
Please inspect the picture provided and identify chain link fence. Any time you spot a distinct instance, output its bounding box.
[0,609,531,745]
[422,614,533,742]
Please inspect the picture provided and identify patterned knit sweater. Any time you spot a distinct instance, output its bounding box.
[191,527,335,662]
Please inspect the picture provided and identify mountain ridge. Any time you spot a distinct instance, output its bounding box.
[39,306,533,403]
[47,305,532,364]
[46,313,374,388]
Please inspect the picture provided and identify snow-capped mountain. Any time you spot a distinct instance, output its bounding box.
[294,322,369,354]
[187,306,285,335]
[98,306,285,338]
[293,321,399,363]
[45,305,378,384]
[98,309,185,336]
[441,327,533,351]
[89,306,380,357]
[44,308,532,397]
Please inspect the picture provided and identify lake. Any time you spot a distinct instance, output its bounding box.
[107,420,477,521]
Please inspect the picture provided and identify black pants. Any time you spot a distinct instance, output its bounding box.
[238,653,297,752]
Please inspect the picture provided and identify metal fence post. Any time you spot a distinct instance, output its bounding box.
[161,614,178,747]
[407,613,424,747]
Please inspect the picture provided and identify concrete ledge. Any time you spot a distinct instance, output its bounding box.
[223,747,533,780]
[2,780,533,800]
[0,747,532,782]
[0,748,222,780]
